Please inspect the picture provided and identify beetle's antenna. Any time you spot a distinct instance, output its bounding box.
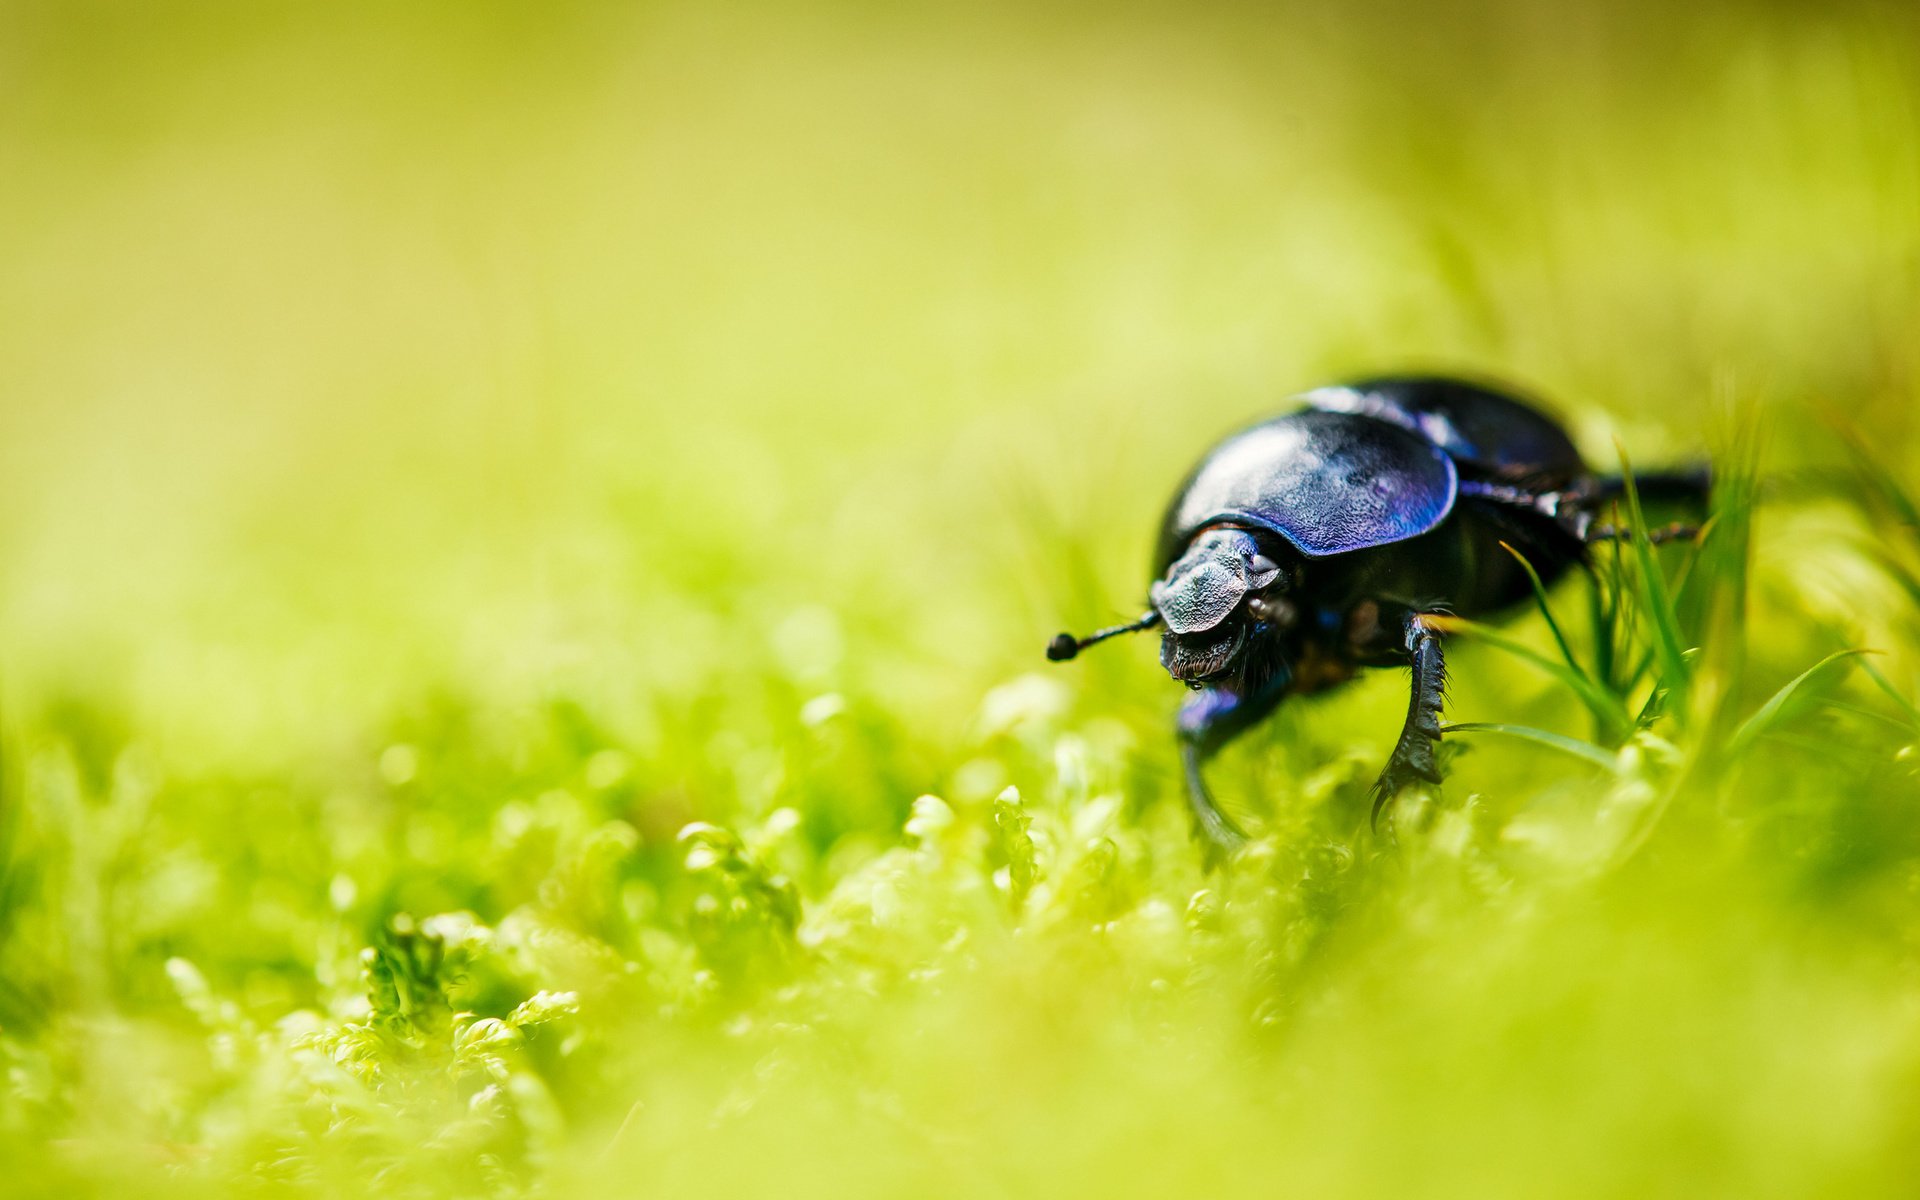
[1047,610,1161,661]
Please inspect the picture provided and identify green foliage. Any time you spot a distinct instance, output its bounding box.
[5,1,1920,1197]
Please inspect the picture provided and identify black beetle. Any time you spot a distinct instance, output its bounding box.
[1047,375,1707,853]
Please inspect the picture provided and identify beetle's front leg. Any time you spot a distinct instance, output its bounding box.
[1373,612,1448,824]
[1176,677,1287,863]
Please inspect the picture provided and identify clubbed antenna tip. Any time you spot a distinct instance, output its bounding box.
[1044,610,1160,663]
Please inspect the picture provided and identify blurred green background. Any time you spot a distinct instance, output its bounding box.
[4,0,1920,1195]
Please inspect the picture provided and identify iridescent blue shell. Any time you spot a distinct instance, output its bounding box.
[1158,409,1459,564]
[1305,377,1586,480]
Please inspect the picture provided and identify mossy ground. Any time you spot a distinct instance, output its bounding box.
[4,1,1920,1196]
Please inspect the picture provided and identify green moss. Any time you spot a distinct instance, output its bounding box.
[4,1,1920,1195]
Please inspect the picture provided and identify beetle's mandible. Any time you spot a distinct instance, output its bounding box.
[1046,375,1709,856]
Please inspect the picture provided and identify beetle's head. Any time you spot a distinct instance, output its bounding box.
[1150,528,1294,684]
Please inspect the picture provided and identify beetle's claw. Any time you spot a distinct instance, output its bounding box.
[1194,814,1248,871]
[1199,835,1234,873]
[1370,756,1442,839]
[1376,754,1443,797]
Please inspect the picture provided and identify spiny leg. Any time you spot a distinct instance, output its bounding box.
[1176,677,1287,862]
[1180,741,1247,862]
[1373,612,1448,826]
[1574,466,1711,544]
[1459,475,1710,548]
[1590,466,1713,505]
[1583,521,1701,546]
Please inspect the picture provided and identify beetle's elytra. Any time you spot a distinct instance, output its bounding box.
[1047,375,1709,855]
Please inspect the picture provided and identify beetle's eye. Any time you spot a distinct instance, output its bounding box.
[1248,554,1279,577]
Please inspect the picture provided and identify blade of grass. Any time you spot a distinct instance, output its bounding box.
[1587,565,1616,693]
[1663,514,1718,611]
[1500,540,1628,743]
[1591,528,1639,696]
[1616,441,1693,715]
[1499,541,1581,673]
[1847,534,1920,612]
[1820,699,1917,733]
[1836,422,1920,536]
[1621,643,1656,698]
[1442,722,1620,771]
[1431,615,1632,740]
[1633,683,1669,731]
[1725,648,1874,758]
[1858,657,1920,732]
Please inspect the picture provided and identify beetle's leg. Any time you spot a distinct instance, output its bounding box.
[1372,612,1448,826]
[1564,467,1713,542]
[1463,472,1711,546]
[1582,521,1701,546]
[1176,679,1286,864]
[1589,466,1713,505]
[1458,481,1605,553]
